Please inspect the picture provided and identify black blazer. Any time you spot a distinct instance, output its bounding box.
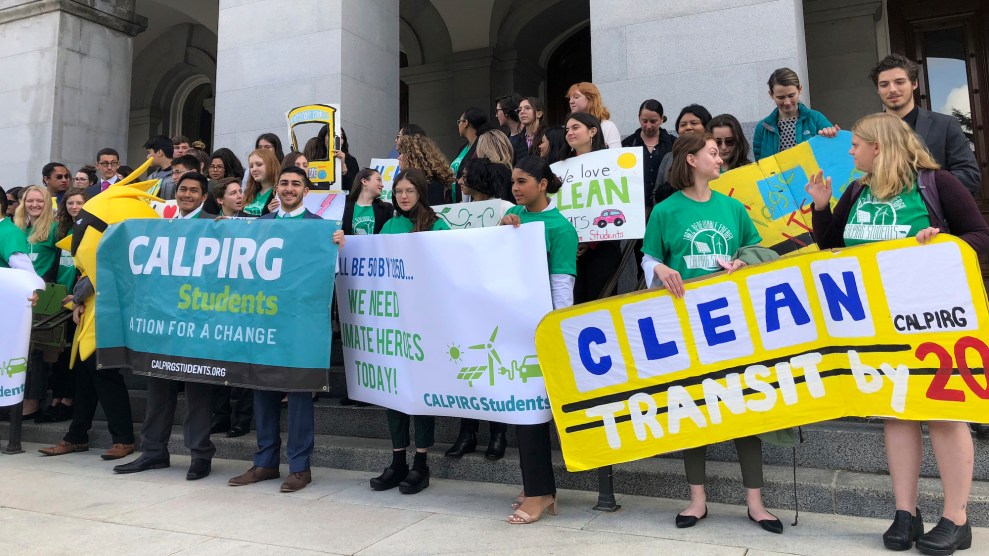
[915,108,981,195]
[258,209,322,220]
[341,199,394,235]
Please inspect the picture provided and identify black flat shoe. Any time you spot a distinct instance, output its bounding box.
[209,420,231,434]
[971,423,989,439]
[486,432,507,460]
[916,517,972,556]
[675,506,707,528]
[399,467,430,494]
[21,410,41,421]
[444,432,477,458]
[186,458,211,480]
[227,425,250,438]
[748,510,784,534]
[883,507,924,551]
[370,466,408,491]
[113,454,170,474]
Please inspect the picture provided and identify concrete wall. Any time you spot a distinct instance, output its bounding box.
[0,5,136,186]
[213,0,399,170]
[589,0,811,146]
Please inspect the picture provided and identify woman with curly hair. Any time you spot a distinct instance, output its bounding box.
[396,134,454,206]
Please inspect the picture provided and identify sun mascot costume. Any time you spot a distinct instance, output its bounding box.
[56,158,162,366]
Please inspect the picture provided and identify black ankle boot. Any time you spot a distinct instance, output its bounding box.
[400,452,429,494]
[883,507,924,551]
[485,432,507,460]
[370,451,408,491]
[444,432,477,458]
[916,517,972,556]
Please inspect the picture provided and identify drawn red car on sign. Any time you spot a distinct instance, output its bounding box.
[593,209,625,228]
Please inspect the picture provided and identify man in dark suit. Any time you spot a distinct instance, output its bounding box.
[228,166,343,493]
[113,171,216,480]
[85,148,122,199]
[870,54,981,195]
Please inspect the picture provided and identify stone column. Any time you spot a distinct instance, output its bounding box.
[589,0,811,139]
[0,0,145,186]
[213,0,400,170]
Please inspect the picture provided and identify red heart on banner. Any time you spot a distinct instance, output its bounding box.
[163,204,178,219]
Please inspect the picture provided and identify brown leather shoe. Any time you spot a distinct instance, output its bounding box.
[38,440,89,456]
[280,470,312,493]
[101,443,135,460]
[228,466,280,486]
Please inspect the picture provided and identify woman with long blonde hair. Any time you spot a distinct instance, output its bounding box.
[808,112,989,554]
[242,148,281,217]
[13,184,59,420]
[566,82,622,148]
[396,134,454,206]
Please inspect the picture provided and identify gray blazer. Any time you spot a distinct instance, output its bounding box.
[915,108,981,195]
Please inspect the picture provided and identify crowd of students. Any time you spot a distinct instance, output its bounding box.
[0,52,984,552]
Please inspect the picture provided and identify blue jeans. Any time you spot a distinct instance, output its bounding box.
[253,390,314,472]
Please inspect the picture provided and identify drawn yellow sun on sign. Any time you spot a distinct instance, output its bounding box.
[617,152,637,169]
[447,344,464,364]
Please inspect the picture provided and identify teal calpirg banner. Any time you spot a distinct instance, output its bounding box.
[96,218,339,391]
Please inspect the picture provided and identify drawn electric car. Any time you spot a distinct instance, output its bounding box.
[593,209,626,228]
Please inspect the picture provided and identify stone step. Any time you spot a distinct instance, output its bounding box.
[103,389,989,482]
[4,421,987,527]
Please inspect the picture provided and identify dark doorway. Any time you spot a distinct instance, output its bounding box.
[546,25,592,126]
[181,82,214,152]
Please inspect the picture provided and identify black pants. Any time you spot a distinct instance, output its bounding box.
[48,346,75,399]
[574,242,622,304]
[63,355,135,445]
[24,350,49,402]
[517,423,555,496]
[386,409,434,450]
[457,418,507,436]
[141,376,215,461]
[684,436,764,489]
[211,385,253,429]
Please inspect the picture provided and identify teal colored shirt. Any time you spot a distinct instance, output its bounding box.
[642,190,761,280]
[352,204,375,235]
[0,217,30,268]
[505,204,578,276]
[243,188,274,217]
[843,182,931,246]
[380,214,450,234]
[25,221,59,277]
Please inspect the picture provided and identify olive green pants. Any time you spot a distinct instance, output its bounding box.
[683,435,764,489]
[386,409,435,450]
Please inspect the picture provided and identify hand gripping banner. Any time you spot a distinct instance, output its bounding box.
[535,236,989,471]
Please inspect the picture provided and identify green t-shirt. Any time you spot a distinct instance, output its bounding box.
[56,247,76,289]
[843,183,931,246]
[26,222,59,278]
[505,205,578,276]
[380,214,450,234]
[243,188,274,217]
[642,190,761,280]
[0,217,30,268]
[352,204,376,235]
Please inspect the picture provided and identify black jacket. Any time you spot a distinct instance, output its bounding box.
[342,199,394,235]
[623,128,674,207]
[912,108,981,195]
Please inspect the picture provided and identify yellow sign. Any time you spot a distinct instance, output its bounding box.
[711,131,863,256]
[286,103,339,189]
[535,236,989,471]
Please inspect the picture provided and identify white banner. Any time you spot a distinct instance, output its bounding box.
[434,199,513,229]
[336,224,554,424]
[0,268,45,407]
[369,158,399,203]
[550,147,646,242]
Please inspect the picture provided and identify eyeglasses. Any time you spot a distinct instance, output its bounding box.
[97,161,119,167]
[714,137,737,147]
[394,188,418,197]
[51,174,70,180]
[73,177,89,182]
[209,164,225,171]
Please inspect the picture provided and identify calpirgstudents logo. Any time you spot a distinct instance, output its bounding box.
[450,326,543,387]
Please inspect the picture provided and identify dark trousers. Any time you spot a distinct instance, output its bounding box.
[25,350,49,401]
[517,423,556,496]
[458,418,507,436]
[574,242,622,304]
[253,390,314,472]
[211,385,253,429]
[684,436,764,489]
[140,376,215,461]
[63,355,134,445]
[386,409,434,450]
[48,347,74,399]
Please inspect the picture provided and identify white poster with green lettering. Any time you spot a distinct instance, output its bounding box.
[550,147,646,242]
[96,219,339,391]
[337,224,554,424]
[0,268,45,407]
